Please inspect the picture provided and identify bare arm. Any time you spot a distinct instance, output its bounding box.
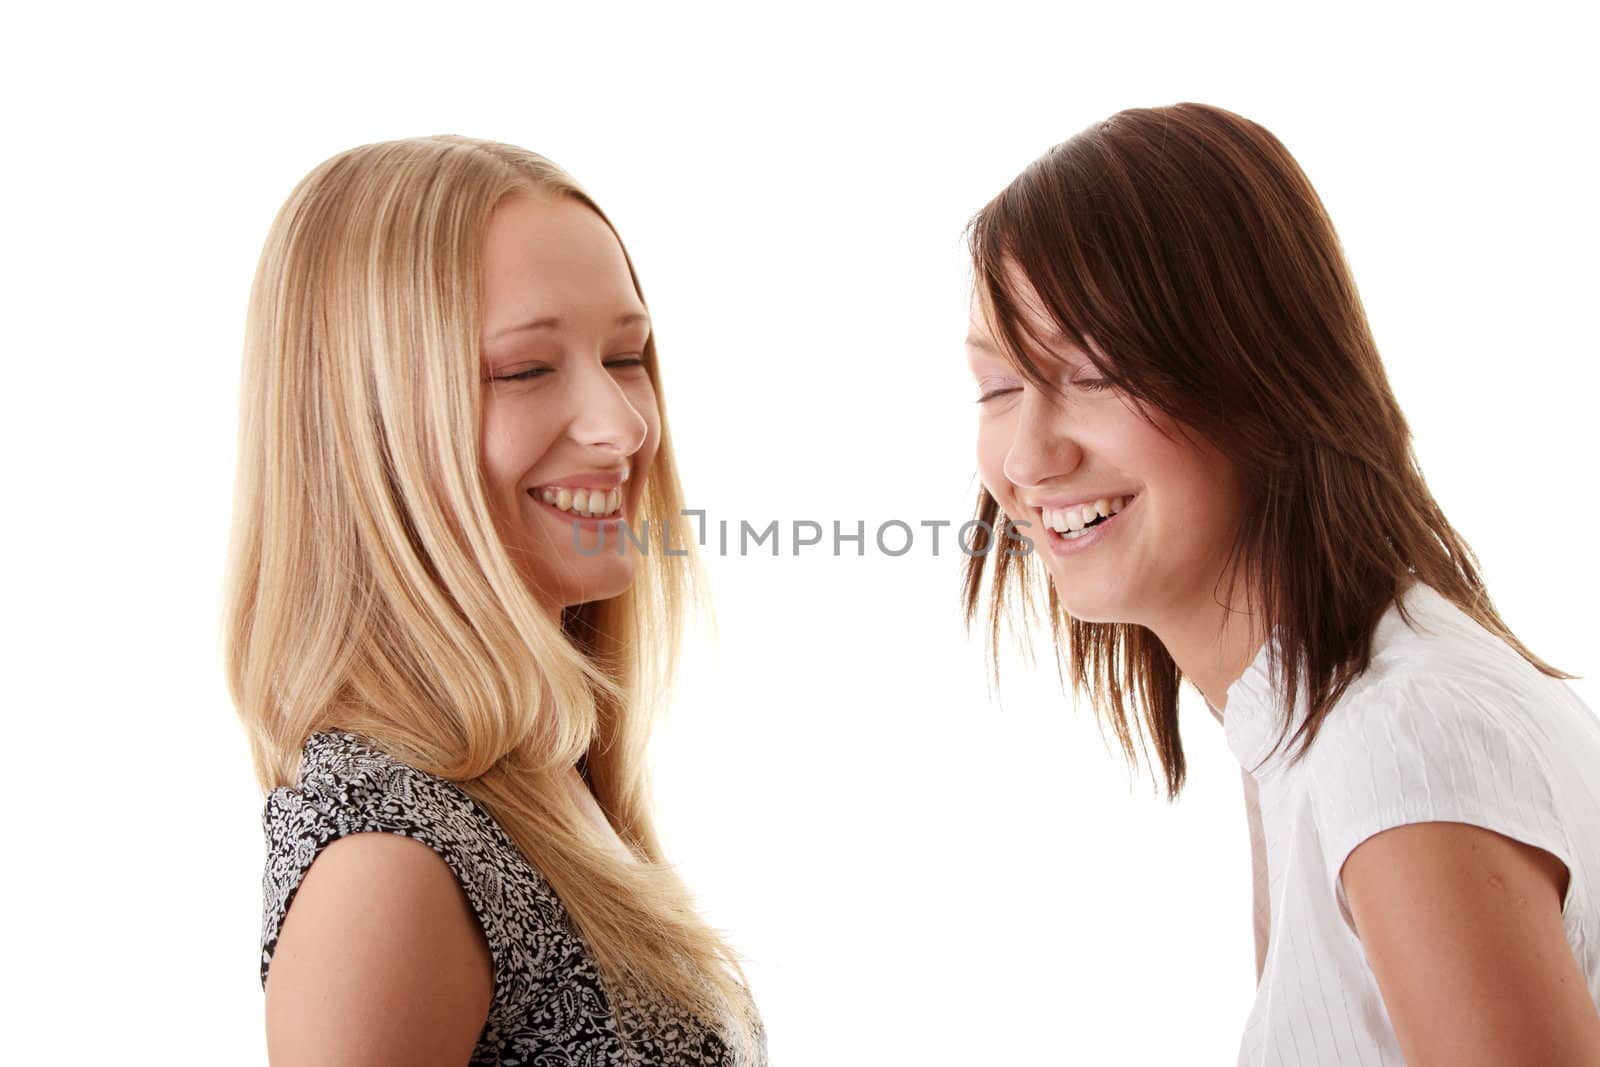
[1342,820,1600,1066]
[264,832,495,1066]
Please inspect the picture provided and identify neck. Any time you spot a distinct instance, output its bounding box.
[1148,581,1269,718]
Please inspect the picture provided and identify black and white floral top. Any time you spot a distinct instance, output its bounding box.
[260,731,761,1066]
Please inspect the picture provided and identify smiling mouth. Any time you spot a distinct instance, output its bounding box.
[1040,494,1135,537]
[530,485,624,519]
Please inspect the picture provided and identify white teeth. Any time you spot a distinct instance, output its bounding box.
[536,483,625,518]
[1043,494,1131,534]
[1052,505,1092,532]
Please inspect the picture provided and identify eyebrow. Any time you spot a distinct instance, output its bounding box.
[488,311,650,341]
[1048,328,1088,353]
[967,328,1092,361]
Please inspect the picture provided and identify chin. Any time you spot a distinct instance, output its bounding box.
[1052,584,1131,626]
[563,557,638,605]
[1063,606,1123,625]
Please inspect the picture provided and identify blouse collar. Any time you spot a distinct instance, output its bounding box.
[1215,580,1437,779]
[1218,627,1301,779]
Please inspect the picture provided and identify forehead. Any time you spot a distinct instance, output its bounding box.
[968,258,1070,337]
[480,194,643,329]
[967,285,1100,373]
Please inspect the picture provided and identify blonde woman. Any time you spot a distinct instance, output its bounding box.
[223,136,762,1065]
[960,103,1600,1064]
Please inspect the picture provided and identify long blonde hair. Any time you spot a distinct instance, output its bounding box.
[222,135,756,1055]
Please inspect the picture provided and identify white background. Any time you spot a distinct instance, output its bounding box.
[4,1,1595,1062]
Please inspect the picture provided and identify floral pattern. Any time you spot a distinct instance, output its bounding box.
[260,731,760,1065]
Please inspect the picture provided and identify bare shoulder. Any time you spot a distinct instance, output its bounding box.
[264,831,494,1067]
[1342,821,1600,1065]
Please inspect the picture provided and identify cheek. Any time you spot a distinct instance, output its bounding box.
[974,420,1014,507]
[1135,428,1241,541]
[479,394,554,495]
[628,377,663,457]
[478,402,515,490]
[1189,459,1243,540]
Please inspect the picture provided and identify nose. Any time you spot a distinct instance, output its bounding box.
[1002,387,1082,491]
[563,361,651,456]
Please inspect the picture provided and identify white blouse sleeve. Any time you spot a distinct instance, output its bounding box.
[1302,669,1577,935]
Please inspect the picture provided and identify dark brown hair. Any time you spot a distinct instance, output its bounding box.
[962,102,1572,799]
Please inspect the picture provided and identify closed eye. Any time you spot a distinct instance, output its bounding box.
[491,355,645,383]
[493,365,553,382]
[976,387,1020,404]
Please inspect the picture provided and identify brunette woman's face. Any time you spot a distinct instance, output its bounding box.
[966,275,1244,631]
[479,193,660,611]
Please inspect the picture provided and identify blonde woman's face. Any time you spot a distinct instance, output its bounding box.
[479,193,660,611]
[966,274,1243,632]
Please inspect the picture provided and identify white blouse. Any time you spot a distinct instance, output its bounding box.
[1208,581,1600,1065]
